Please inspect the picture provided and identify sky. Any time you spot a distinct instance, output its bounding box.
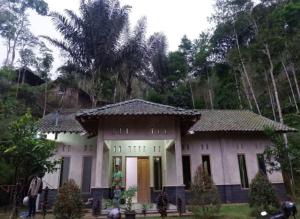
[0,0,214,77]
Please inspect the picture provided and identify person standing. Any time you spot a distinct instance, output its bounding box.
[27,174,43,218]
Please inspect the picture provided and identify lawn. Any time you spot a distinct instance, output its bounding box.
[0,204,254,219]
[0,201,299,219]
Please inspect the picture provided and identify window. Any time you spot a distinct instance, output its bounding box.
[257,154,267,174]
[182,156,191,190]
[202,155,211,176]
[112,156,122,173]
[238,154,249,188]
[59,157,70,187]
[81,156,92,193]
[153,157,162,190]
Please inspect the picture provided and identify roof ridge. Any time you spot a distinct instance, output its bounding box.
[79,99,190,115]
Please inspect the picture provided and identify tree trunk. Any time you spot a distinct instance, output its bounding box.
[264,71,277,121]
[234,70,243,109]
[188,77,195,109]
[207,71,214,109]
[290,63,300,101]
[10,15,25,67]
[264,44,284,124]
[15,69,21,98]
[281,59,299,113]
[241,71,253,111]
[4,39,12,67]
[113,73,119,103]
[234,26,261,114]
[43,79,48,117]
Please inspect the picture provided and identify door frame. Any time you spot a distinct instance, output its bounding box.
[125,156,150,202]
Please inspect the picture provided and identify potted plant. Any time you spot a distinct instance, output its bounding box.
[123,186,137,219]
[142,203,153,216]
[156,190,169,218]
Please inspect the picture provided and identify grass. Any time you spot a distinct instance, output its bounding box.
[0,201,299,219]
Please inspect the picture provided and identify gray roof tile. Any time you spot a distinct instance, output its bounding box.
[188,110,296,133]
[39,109,84,133]
[76,99,200,117]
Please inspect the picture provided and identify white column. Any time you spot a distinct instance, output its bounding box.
[94,120,104,188]
[175,119,184,186]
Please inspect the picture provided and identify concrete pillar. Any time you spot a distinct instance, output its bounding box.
[174,119,184,186]
[94,120,104,188]
[174,119,186,212]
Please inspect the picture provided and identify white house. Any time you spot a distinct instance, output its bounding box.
[39,99,295,208]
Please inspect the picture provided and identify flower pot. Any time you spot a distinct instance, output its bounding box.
[125,211,136,219]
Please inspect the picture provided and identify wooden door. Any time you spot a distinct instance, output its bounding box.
[137,157,150,203]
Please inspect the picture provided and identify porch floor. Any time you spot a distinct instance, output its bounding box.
[101,203,177,214]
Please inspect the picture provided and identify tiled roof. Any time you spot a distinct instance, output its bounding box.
[39,101,296,134]
[39,109,84,133]
[76,99,200,117]
[188,110,296,133]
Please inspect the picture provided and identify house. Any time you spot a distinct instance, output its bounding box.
[15,67,45,86]
[39,99,296,209]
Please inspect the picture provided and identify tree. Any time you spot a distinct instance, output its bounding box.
[190,165,221,218]
[142,32,170,93]
[0,112,58,218]
[116,17,149,99]
[249,171,280,216]
[0,112,58,183]
[264,128,300,177]
[53,179,84,219]
[43,0,135,106]
[0,0,48,67]
[34,42,54,116]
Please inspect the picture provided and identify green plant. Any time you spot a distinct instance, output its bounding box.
[103,199,113,209]
[0,112,58,183]
[123,186,137,213]
[190,165,221,218]
[249,171,280,217]
[141,203,153,216]
[156,191,169,218]
[53,179,84,219]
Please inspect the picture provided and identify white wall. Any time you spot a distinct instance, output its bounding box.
[182,133,284,186]
[43,133,97,190]
[107,139,171,187]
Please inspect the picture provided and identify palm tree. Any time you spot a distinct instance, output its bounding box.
[43,0,131,106]
[139,32,170,93]
[115,17,149,100]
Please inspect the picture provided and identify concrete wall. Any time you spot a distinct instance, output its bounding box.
[101,116,177,140]
[43,120,285,204]
[44,133,97,190]
[182,133,284,186]
[106,139,174,188]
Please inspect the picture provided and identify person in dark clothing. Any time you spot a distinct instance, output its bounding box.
[27,173,43,218]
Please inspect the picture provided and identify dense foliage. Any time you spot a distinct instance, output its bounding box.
[190,166,221,218]
[0,112,58,183]
[249,171,280,216]
[53,179,84,219]
[0,0,300,204]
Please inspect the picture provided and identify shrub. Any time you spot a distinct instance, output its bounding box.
[190,165,221,218]
[156,190,169,217]
[123,186,137,213]
[249,171,280,216]
[53,179,84,219]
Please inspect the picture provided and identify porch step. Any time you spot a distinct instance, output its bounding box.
[101,203,177,215]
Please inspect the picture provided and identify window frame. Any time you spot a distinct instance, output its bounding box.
[59,156,71,187]
[237,154,249,189]
[202,154,211,176]
[153,156,163,191]
[182,155,192,191]
[257,153,267,175]
[81,156,93,193]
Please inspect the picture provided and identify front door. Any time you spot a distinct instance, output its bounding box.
[137,157,150,203]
